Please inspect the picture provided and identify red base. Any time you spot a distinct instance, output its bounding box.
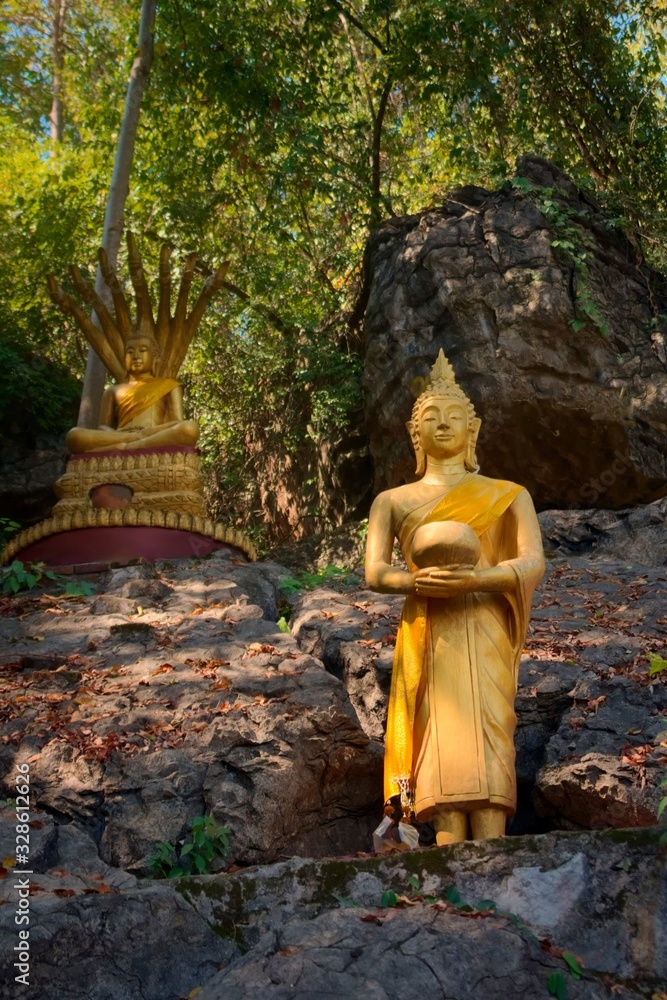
[16,526,236,569]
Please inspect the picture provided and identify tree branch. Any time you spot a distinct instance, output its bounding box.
[370,75,393,227]
[327,0,386,53]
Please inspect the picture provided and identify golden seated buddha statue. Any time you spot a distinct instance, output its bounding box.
[1,234,256,565]
[66,333,199,455]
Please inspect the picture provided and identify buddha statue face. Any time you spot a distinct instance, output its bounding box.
[408,392,481,476]
[124,336,159,378]
[418,397,468,460]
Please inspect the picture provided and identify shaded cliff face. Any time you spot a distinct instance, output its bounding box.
[362,155,667,510]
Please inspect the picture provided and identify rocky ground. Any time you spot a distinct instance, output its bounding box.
[0,513,666,999]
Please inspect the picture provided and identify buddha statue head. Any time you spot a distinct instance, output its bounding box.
[124,334,160,379]
[407,349,481,476]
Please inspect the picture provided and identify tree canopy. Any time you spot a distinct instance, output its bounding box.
[1,0,666,544]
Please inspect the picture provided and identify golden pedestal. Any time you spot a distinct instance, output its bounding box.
[53,447,206,518]
[2,446,256,565]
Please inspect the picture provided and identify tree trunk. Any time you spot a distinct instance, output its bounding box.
[49,0,68,148]
[77,0,157,428]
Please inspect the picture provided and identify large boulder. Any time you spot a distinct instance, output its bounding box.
[362,154,667,510]
[540,496,667,565]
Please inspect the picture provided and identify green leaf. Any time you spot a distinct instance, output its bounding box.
[648,653,667,677]
[444,886,462,906]
[194,854,208,874]
[476,899,498,912]
[547,971,568,999]
[380,890,397,908]
[407,874,420,891]
[562,952,582,980]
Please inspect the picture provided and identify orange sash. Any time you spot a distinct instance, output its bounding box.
[384,474,523,804]
[117,376,179,428]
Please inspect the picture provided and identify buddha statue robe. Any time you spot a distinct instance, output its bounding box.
[384,473,542,819]
[116,375,180,428]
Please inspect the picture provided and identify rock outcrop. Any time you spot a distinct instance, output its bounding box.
[362,154,667,510]
[0,549,382,871]
[540,496,667,565]
[0,429,67,525]
[1,815,663,1000]
[1,516,666,1000]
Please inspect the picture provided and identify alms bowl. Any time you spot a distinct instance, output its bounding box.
[411,520,481,569]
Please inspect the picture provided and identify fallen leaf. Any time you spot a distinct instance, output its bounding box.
[152,663,174,675]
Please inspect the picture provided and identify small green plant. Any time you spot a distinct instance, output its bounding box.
[276,616,290,633]
[1,560,58,594]
[0,518,20,547]
[648,652,667,677]
[279,565,351,595]
[510,177,610,337]
[148,815,230,878]
[0,560,96,597]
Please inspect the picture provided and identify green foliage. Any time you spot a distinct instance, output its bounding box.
[276,616,291,633]
[547,971,568,1000]
[379,889,398,908]
[561,952,582,980]
[648,653,667,677]
[148,815,230,879]
[0,560,95,597]
[1,560,58,594]
[444,885,463,906]
[0,519,20,547]
[0,340,80,435]
[511,177,611,336]
[279,565,350,595]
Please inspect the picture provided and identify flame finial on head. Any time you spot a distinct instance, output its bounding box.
[412,348,474,413]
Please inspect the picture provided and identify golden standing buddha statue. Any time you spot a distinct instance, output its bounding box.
[365,351,545,844]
